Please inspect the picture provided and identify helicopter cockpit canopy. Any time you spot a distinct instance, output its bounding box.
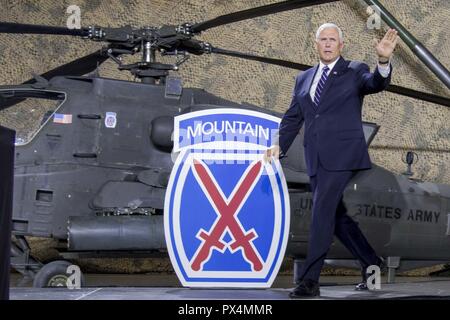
[0,89,66,145]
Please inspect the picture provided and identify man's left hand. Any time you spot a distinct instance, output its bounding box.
[374,28,399,61]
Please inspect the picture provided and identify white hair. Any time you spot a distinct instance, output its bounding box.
[315,23,343,43]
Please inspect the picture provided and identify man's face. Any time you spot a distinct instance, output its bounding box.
[315,27,343,64]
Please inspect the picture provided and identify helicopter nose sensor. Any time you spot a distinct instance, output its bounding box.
[150,116,174,151]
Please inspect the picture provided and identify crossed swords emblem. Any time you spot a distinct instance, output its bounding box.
[190,159,265,272]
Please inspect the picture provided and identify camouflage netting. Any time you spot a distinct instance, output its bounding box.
[2,0,449,275]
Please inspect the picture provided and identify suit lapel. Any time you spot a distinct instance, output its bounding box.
[302,64,318,110]
[306,64,319,93]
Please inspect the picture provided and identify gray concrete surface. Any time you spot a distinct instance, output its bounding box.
[9,274,450,300]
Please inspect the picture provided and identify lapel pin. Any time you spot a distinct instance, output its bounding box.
[333,71,337,75]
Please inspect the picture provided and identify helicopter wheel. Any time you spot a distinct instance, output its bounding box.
[32,260,85,288]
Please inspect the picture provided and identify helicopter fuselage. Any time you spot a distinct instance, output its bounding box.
[3,75,450,272]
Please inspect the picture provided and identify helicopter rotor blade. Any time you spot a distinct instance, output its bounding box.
[385,84,450,107]
[0,47,114,111]
[27,48,112,83]
[211,46,450,108]
[211,46,310,71]
[0,22,88,36]
[190,0,339,33]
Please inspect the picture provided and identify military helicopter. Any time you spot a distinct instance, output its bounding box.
[1,0,450,288]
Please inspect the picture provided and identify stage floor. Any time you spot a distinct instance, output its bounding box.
[9,274,450,300]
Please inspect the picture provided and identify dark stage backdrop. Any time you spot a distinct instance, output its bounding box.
[0,126,15,300]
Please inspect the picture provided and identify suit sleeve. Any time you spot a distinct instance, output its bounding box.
[278,75,305,157]
[358,62,392,95]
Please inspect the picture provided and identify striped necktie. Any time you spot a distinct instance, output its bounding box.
[313,65,330,108]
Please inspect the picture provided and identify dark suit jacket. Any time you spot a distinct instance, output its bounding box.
[278,56,392,176]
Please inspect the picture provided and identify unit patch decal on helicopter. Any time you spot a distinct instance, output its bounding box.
[105,112,117,128]
[164,108,290,288]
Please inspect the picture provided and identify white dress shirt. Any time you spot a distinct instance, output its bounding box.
[309,57,391,101]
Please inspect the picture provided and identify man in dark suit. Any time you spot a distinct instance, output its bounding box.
[265,23,398,298]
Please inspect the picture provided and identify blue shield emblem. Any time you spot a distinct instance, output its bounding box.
[164,108,290,288]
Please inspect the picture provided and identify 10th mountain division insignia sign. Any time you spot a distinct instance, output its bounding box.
[164,108,290,288]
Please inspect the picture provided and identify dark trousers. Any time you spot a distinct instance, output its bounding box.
[297,159,379,282]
